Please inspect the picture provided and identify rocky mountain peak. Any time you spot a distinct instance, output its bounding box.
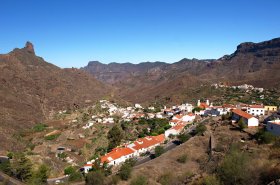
[24,41,35,54]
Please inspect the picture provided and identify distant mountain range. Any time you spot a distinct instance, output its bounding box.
[0,37,280,151]
[82,37,280,103]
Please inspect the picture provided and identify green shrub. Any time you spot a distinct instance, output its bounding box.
[130,175,148,185]
[44,134,60,140]
[69,171,83,182]
[33,123,47,132]
[86,170,105,185]
[118,163,132,180]
[178,133,191,143]
[261,132,276,144]
[155,146,164,158]
[238,119,247,131]
[256,129,276,144]
[117,159,136,180]
[217,145,253,185]
[202,175,221,185]
[11,153,33,182]
[176,154,188,163]
[110,175,120,185]
[158,173,174,185]
[64,166,75,175]
[29,164,49,185]
[0,160,12,176]
[57,152,67,160]
[7,152,13,159]
[107,125,124,151]
[195,123,207,135]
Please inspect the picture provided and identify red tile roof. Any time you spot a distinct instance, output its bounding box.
[101,147,134,163]
[232,109,253,119]
[132,134,165,151]
[172,124,184,131]
[84,163,93,167]
[174,114,183,119]
[213,106,223,109]
[199,103,209,109]
[249,105,264,108]
[100,134,165,164]
[223,104,235,108]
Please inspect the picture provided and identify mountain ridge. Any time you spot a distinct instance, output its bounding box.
[1,37,280,151]
[83,37,280,104]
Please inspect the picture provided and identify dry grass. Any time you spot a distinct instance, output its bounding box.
[121,121,279,185]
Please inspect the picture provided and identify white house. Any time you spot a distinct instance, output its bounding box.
[147,113,155,119]
[223,104,236,112]
[267,120,280,136]
[232,109,259,127]
[164,124,185,137]
[212,106,227,115]
[194,110,205,116]
[82,122,94,129]
[135,104,142,109]
[108,106,118,115]
[182,113,195,122]
[103,117,114,124]
[101,147,135,166]
[156,113,163,118]
[83,163,93,173]
[179,103,194,113]
[169,119,179,127]
[246,105,265,116]
[128,134,165,156]
[148,106,155,110]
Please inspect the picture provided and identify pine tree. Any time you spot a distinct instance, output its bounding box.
[12,153,33,182]
[107,125,123,151]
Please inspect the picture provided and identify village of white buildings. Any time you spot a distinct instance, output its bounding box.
[59,95,280,173]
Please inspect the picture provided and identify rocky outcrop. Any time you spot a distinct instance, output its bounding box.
[24,41,35,54]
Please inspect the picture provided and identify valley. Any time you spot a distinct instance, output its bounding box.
[0,38,280,185]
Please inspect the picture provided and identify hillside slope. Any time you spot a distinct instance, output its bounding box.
[0,42,111,151]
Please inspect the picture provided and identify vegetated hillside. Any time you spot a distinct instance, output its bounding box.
[0,42,111,151]
[83,37,280,104]
[126,120,280,185]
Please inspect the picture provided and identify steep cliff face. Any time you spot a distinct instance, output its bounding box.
[0,42,111,150]
[234,38,280,56]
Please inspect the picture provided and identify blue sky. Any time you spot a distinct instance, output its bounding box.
[0,0,280,68]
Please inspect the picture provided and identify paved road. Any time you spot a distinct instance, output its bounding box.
[134,123,199,167]
[47,175,68,185]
